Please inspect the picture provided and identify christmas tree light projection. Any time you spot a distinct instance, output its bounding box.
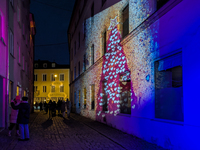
[96,16,134,120]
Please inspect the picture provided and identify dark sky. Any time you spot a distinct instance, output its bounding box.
[30,0,76,65]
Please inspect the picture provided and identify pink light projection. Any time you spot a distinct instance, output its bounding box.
[96,16,135,119]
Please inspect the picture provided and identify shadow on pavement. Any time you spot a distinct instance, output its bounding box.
[41,119,53,129]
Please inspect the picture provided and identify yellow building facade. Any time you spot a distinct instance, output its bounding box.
[34,61,70,103]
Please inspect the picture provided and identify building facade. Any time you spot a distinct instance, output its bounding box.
[0,0,35,129]
[68,0,200,149]
[34,60,70,103]
[0,0,9,129]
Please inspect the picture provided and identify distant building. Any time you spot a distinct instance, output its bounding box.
[68,0,200,149]
[0,0,35,128]
[34,60,70,103]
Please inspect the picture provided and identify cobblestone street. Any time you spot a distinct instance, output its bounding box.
[0,110,166,150]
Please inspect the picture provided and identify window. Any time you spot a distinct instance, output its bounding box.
[83,54,86,71]
[155,53,183,121]
[60,74,64,81]
[84,19,86,39]
[52,63,55,67]
[78,61,80,76]
[60,85,64,92]
[74,41,76,55]
[84,88,87,109]
[102,0,106,6]
[122,4,129,38]
[43,63,47,68]
[43,74,47,81]
[9,30,14,55]
[91,84,95,110]
[51,86,55,92]
[119,72,131,114]
[34,74,37,81]
[91,44,94,65]
[157,0,169,10]
[103,31,107,55]
[16,86,20,96]
[74,67,76,79]
[34,63,38,68]
[43,86,46,92]
[102,80,108,111]
[51,74,55,81]
[9,81,13,105]
[18,45,20,64]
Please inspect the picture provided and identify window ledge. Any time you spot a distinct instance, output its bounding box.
[151,118,184,126]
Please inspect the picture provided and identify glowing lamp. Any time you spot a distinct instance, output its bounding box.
[54,74,57,77]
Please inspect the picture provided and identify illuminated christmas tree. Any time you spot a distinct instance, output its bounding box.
[97,16,133,119]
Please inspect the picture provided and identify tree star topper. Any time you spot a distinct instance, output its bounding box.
[108,16,119,30]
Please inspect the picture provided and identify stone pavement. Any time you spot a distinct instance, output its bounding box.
[0,110,167,150]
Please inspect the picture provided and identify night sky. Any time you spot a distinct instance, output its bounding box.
[30,0,76,65]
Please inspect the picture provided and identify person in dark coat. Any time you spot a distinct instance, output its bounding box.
[39,102,43,111]
[44,101,48,114]
[48,100,53,119]
[61,100,66,118]
[11,96,30,141]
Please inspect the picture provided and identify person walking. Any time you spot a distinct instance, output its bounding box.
[8,96,21,137]
[66,98,71,118]
[48,100,53,119]
[11,96,30,141]
[39,101,43,111]
[61,100,66,118]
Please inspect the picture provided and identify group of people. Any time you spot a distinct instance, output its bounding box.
[8,96,30,141]
[35,98,71,120]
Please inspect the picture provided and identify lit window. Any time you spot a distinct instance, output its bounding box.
[84,88,87,109]
[43,74,47,81]
[51,74,55,81]
[91,84,95,110]
[34,63,38,68]
[43,63,47,68]
[52,63,55,67]
[43,86,46,92]
[60,85,64,92]
[60,74,64,81]
[16,86,20,96]
[51,86,55,92]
